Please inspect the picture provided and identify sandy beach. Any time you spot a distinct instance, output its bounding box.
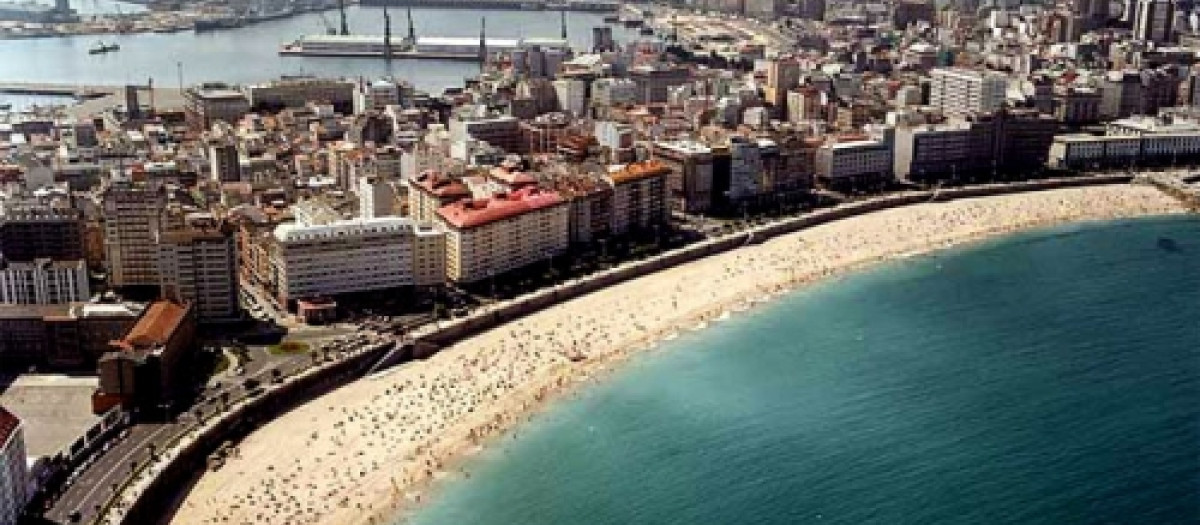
[172,185,1187,525]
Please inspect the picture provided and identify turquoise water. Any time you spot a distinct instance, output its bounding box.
[403,216,1200,525]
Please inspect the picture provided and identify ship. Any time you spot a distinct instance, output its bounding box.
[194,16,244,31]
[88,41,120,54]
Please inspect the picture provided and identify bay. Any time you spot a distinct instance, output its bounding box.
[403,216,1200,525]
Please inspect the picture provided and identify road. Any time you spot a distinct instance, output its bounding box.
[40,352,314,524]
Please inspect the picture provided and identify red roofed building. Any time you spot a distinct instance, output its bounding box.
[435,187,570,283]
[94,300,197,413]
[407,170,472,223]
[0,406,28,525]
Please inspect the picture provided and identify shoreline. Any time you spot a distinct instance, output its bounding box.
[171,185,1189,525]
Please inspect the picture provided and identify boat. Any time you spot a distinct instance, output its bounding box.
[0,103,10,111]
[194,17,244,31]
[88,41,120,54]
[602,14,619,23]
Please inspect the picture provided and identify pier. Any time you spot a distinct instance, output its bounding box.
[0,82,115,98]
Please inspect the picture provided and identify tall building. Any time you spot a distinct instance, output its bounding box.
[0,200,83,262]
[269,212,445,307]
[103,183,165,288]
[0,407,28,525]
[1134,0,1175,43]
[435,187,569,283]
[184,83,250,130]
[928,68,1010,115]
[157,215,239,322]
[0,258,89,305]
[653,141,716,214]
[358,175,397,219]
[893,110,1058,181]
[815,139,894,190]
[607,161,671,236]
[765,58,802,117]
[207,140,242,183]
[353,80,402,115]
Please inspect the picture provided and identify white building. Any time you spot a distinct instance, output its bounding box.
[271,216,445,305]
[815,140,894,187]
[0,408,28,525]
[0,258,89,305]
[591,77,639,107]
[553,79,588,117]
[353,80,401,115]
[1134,0,1174,43]
[929,67,1009,115]
[358,175,397,219]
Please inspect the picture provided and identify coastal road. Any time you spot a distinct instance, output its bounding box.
[41,356,310,524]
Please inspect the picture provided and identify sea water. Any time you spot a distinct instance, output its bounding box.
[404,216,1200,525]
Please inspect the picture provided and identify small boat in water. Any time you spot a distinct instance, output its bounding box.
[88,41,120,55]
[0,103,10,111]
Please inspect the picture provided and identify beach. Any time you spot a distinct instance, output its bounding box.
[171,185,1187,525]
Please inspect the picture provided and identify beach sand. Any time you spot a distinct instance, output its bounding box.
[171,185,1187,525]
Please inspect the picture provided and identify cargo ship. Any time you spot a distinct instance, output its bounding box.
[280,34,570,59]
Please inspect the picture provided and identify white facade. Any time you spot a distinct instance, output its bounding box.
[358,176,397,219]
[815,140,894,182]
[0,259,89,305]
[553,79,588,117]
[0,410,28,525]
[353,80,401,115]
[929,68,1009,115]
[272,217,445,303]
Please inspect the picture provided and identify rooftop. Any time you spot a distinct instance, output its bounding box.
[0,406,20,449]
[437,186,564,229]
[113,301,189,353]
[412,171,471,198]
[609,160,670,184]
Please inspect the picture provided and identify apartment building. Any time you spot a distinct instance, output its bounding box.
[608,161,670,237]
[0,258,89,305]
[0,200,84,262]
[653,140,715,214]
[244,77,355,111]
[103,183,165,287]
[270,216,446,307]
[407,171,472,223]
[928,68,1009,115]
[815,139,894,189]
[184,83,251,130]
[0,408,27,525]
[435,187,569,283]
[157,216,239,322]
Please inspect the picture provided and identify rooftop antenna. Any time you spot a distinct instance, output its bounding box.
[338,0,349,35]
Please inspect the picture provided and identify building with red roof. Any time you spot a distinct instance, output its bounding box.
[406,170,472,223]
[94,300,197,413]
[435,186,570,283]
[0,406,28,525]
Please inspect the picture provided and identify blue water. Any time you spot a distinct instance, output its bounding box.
[403,216,1200,525]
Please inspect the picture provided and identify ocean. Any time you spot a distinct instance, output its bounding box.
[402,215,1200,525]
